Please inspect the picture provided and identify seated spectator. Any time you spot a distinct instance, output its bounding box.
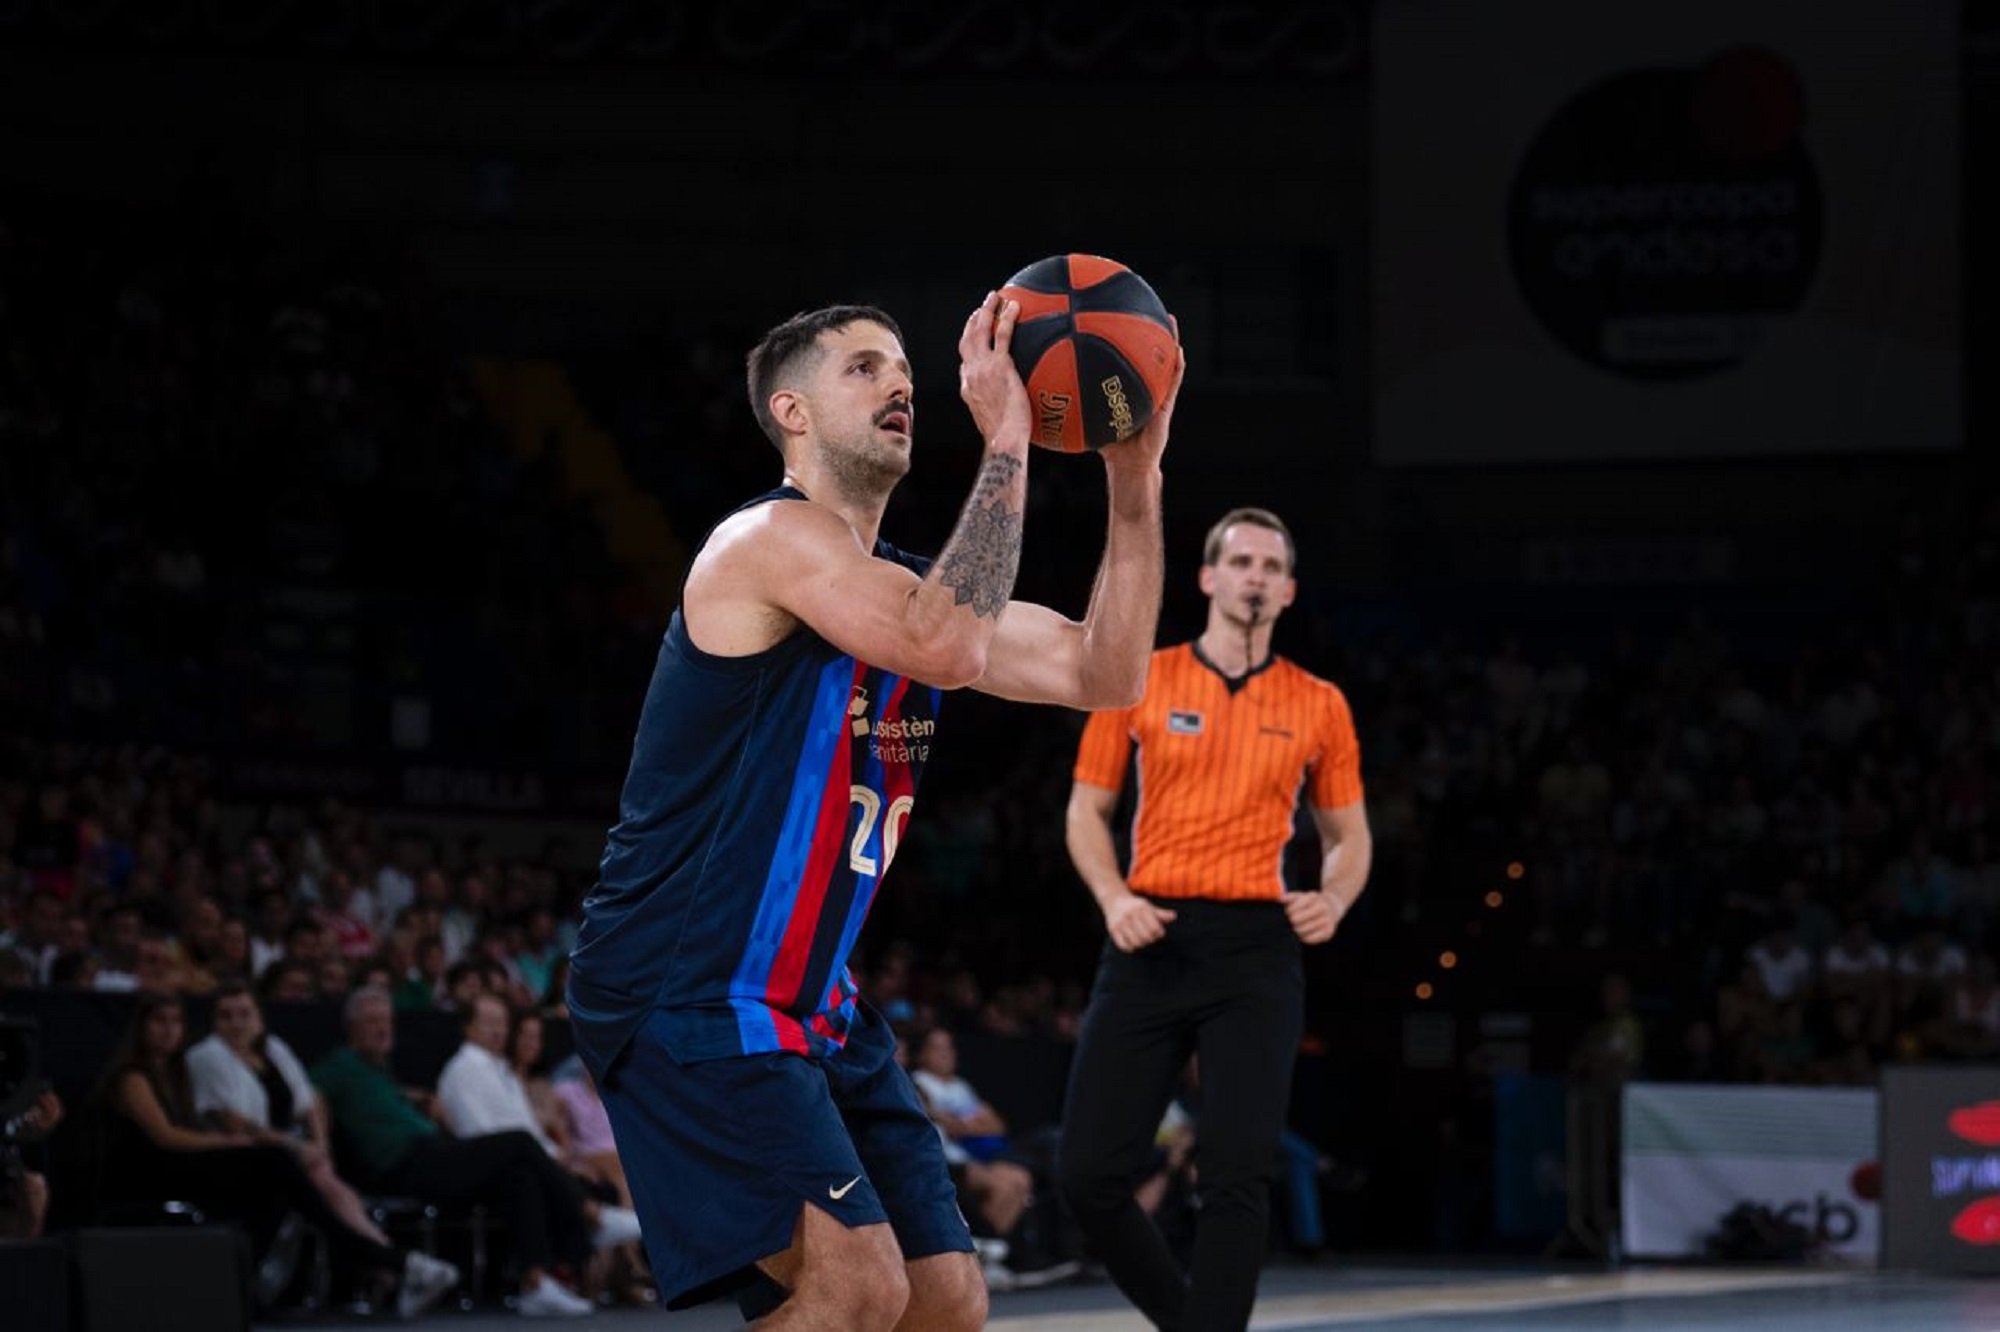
[1136,1090,1197,1221]
[1939,955,2000,1058]
[318,871,378,961]
[258,958,318,1005]
[92,994,454,1315]
[507,1009,572,1166]
[314,987,633,1317]
[317,955,352,998]
[188,982,460,1313]
[48,948,99,990]
[280,917,331,977]
[248,892,290,978]
[1823,916,1892,1004]
[172,894,225,994]
[0,1089,62,1239]
[513,1009,653,1307]
[910,1026,1009,1161]
[213,915,253,984]
[93,905,145,991]
[1748,925,1814,1011]
[514,906,563,1005]
[440,958,488,1012]
[437,994,558,1158]
[552,1066,629,1209]
[1897,921,1969,1022]
[907,1024,1076,1288]
[394,933,447,1011]
[0,890,62,983]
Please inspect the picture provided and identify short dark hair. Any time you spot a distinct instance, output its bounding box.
[1202,507,1295,573]
[463,990,510,1032]
[745,305,903,451]
[257,958,312,1002]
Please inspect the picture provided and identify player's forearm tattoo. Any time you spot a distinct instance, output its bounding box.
[936,454,1024,619]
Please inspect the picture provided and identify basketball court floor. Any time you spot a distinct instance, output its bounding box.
[264,1260,2000,1330]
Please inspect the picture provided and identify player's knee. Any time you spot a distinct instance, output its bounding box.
[915,1256,987,1332]
[852,1259,912,1331]
[798,1246,908,1330]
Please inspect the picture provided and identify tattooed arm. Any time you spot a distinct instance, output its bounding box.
[972,342,1180,709]
[682,293,1032,688]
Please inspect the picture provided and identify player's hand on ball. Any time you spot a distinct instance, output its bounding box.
[1281,890,1345,945]
[1104,892,1176,952]
[958,291,1033,446]
[1103,317,1182,470]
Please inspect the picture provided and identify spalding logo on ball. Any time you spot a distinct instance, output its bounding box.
[998,254,1176,452]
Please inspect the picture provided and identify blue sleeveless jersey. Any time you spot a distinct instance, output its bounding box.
[568,487,942,1076]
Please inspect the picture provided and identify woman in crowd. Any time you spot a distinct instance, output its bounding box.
[186,982,403,1264]
[510,1007,655,1305]
[92,993,457,1316]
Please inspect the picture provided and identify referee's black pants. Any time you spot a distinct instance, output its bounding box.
[1057,897,1304,1332]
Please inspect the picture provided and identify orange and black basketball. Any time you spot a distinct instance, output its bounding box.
[999,254,1177,452]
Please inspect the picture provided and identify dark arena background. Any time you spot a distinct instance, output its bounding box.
[1,1,1998,1328]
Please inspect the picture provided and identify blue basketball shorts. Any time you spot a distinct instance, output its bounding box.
[595,1000,973,1309]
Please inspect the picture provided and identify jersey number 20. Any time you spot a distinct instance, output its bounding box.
[848,787,915,877]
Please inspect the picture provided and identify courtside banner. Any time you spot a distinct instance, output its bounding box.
[1881,1066,2000,1272]
[1622,1083,1880,1263]
[1373,0,1959,464]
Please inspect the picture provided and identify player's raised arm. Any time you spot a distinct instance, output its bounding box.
[692,293,1033,689]
[972,341,1180,710]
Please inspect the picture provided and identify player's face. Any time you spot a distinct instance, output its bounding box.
[804,321,915,492]
[1199,523,1295,628]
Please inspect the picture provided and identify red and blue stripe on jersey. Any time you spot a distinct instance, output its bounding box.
[567,488,942,1075]
[729,656,926,1055]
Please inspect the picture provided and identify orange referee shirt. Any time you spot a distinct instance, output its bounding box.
[1074,642,1364,902]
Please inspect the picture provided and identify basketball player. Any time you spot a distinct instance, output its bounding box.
[1057,508,1372,1332]
[568,294,1179,1330]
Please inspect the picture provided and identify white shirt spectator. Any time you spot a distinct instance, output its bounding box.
[1749,940,1813,1002]
[1898,942,1969,983]
[911,1069,984,1124]
[436,1042,556,1157]
[186,1032,315,1130]
[375,865,416,929]
[1823,941,1890,977]
[250,936,286,979]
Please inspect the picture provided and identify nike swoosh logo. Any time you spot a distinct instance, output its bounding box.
[830,1176,861,1201]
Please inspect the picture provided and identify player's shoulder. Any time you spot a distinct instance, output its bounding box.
[695,492,861,578]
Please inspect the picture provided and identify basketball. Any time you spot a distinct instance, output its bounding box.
[999,254,1177,452]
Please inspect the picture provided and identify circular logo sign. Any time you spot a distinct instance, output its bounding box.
[1507,48,1822,380]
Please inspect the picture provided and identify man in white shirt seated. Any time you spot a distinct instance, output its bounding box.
[1822,916,1892,1001]
[1747,924,1814,1008]
[437,993,562,1159]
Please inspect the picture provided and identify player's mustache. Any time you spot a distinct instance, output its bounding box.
[874,401,914,428]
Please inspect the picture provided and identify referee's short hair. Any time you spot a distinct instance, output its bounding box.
[1202,507,1295,573]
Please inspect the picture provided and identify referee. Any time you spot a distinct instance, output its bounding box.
[1056,507,1372,1332]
